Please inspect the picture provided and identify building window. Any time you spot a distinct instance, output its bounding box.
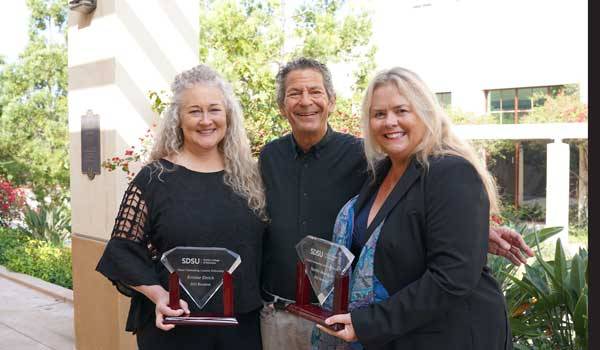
[486,85,564,124]
[435,92,451,108]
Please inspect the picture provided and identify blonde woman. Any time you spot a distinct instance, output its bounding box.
[314,67,512,349]
[97,65,267,350]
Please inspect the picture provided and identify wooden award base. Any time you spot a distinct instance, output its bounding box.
[163,271,239,326]
[286,261,349,331]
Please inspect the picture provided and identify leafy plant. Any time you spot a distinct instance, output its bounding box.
[488,225,562,289]
[22,203,71,246]
[493,227,589,349]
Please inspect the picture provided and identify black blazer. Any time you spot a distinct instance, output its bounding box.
[350,155,511,350]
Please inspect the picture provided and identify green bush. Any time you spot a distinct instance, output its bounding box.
[0,227,29,265]
[0,227,72,289]
[501,203,546,223]
[569,223,588,246]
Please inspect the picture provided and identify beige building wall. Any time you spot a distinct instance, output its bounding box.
[67,1,198,348]
[372,0,588,113]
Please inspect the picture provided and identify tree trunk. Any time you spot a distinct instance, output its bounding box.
[577,142,588,224]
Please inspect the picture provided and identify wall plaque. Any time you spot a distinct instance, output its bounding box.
[81,110,101,180]
[69,0,97,14]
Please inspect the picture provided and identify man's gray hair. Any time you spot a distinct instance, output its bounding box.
[275,57,336,109]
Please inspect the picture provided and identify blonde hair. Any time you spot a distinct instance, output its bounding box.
[361,67,499,214]
[149,65,267,220]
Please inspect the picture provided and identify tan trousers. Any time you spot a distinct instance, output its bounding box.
[260,304,314,350]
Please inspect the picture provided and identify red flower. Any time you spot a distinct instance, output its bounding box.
[125,149,134,156]
[0,177,25,224]
[491,215,503,225]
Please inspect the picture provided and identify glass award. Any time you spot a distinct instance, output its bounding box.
[286,235,354,331]
[160,247,241,326]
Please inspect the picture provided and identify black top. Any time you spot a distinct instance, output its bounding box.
[259,126,368,301]
[96,159,266,333]
[351,192,376,260]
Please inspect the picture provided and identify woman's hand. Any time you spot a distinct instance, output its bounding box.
[153,292,190,331]
[316,313,358,342]
[132,284,190,331]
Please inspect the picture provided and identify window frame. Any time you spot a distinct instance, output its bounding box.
[485,85,564,124]
[435,91,452,109]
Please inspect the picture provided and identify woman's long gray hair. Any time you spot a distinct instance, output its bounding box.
[361,67,499,214]
[149,65,267,220]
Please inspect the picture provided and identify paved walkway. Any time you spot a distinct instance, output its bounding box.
[0,276,74,350]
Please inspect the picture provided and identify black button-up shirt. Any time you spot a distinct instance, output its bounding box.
[259,126,368,301]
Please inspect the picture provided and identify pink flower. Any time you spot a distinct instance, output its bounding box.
[491,215,503,225]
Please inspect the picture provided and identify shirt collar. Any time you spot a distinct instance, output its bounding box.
[290,125,334,159]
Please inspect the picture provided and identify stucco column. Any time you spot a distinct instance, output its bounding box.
[68,1,198,349]
[545,139,570,244]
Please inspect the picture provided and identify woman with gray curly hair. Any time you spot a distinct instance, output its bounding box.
[97,65,267,349]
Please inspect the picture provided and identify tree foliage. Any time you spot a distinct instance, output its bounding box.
[0,0,68,201]
[198,0,375,154]
[522,85,587,124]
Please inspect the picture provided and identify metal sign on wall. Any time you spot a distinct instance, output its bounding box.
[81,109,101,180]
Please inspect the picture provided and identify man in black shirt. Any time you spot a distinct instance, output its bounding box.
[260,125,366,302]
[258,58,533,350]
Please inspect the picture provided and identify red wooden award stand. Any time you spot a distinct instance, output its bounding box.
[163,271,239,326]
[286,261,349,331]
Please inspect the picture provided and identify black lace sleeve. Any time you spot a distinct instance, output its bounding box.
[111,182,149,242]
[96,179,160,297]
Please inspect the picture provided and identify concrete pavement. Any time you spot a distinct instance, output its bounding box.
[0,275,74,350]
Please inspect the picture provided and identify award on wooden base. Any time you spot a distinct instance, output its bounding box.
[286,236,354,331]
[160,247,240,326]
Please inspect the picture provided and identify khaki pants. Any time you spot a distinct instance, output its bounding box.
[260,303,314,350]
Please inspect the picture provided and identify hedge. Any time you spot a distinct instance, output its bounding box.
[0,227,72,289]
